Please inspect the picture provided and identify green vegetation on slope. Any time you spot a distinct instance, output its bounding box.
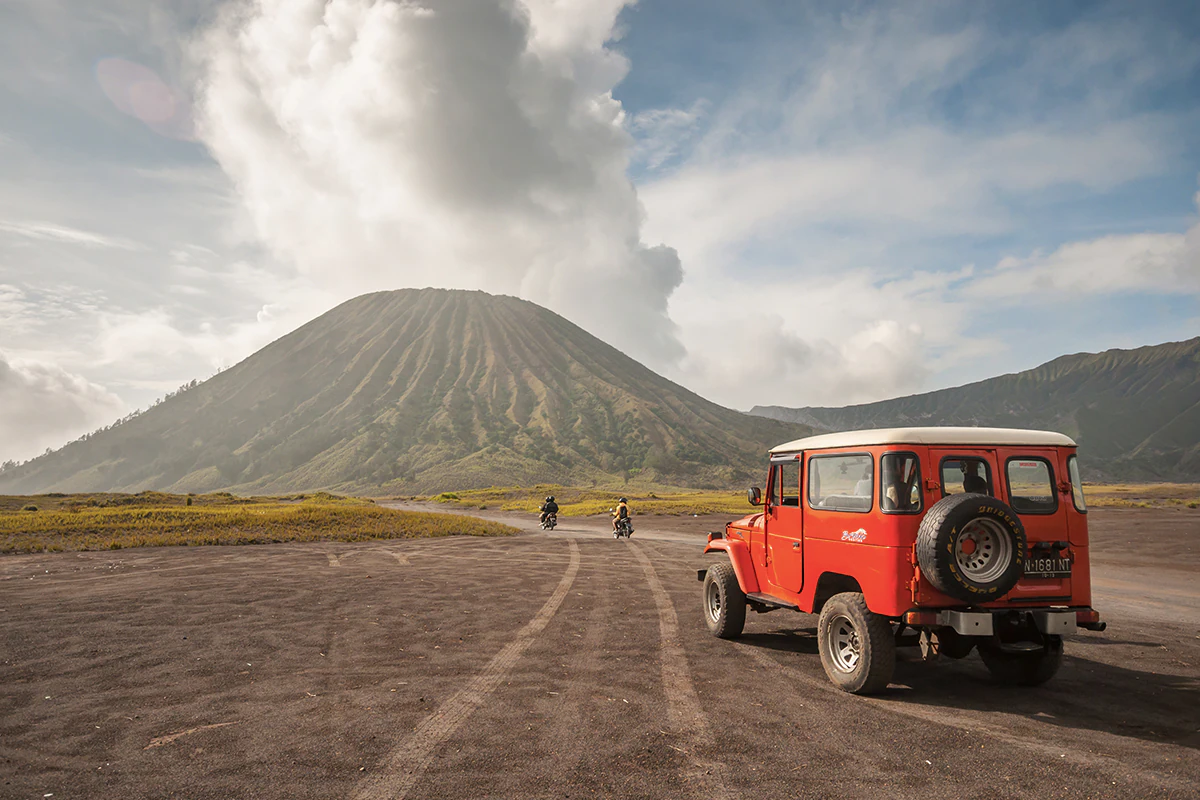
[0,492,516,553]
[0,289,808,496]
[751,338,1200,481]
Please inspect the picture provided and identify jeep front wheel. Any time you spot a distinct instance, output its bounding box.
[702,561,746,639]
[817,592,895,694]
[978,636,1064,686]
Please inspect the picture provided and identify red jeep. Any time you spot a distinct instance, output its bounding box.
[699,427,1105,694]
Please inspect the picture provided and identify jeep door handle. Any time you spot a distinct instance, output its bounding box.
[792,542,800,550]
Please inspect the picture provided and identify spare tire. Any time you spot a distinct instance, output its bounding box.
[916,493,1026,603]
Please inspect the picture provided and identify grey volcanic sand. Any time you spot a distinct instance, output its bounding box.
[1,508,1197,799]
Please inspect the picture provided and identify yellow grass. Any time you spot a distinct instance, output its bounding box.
[419,481,1200,516]
[422,484,755,517]
[1082,483,1200,508]
[0,492,516,553]
[0,489,362,514]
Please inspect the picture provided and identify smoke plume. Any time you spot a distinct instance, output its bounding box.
[195,0,684,366]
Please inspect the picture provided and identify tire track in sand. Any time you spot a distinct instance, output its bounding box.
[351,538,581,800]
[628,541,733,800]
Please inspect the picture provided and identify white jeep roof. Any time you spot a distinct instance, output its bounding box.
[769,426,1077,454]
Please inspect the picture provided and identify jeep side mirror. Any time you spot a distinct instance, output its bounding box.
[747,486,762,506]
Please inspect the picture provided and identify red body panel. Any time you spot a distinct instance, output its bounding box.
[722,442,1094,618]
[704,532,761,595]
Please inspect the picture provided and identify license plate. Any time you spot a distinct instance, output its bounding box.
[1024,555,1072,579]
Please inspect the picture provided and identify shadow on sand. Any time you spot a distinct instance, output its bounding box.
[737,626,1199,750]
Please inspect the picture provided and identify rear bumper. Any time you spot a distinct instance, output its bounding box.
[905,607,1105,635]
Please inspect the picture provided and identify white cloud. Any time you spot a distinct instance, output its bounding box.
[0,219,142,249]
[628,100,707,171]
[0,352,126,463]
[666,264,990,409]
[966,191,1200,299]
[193,0,685,367]
[970,232,1198,298]
[93,304,295,374]
[641,121,1172,267]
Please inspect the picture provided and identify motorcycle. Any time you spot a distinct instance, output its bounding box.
[612,514,633,539]
[540,512,557,531]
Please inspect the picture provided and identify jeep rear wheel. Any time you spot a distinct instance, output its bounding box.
[979,636,1064,686]
[916,493,1027,603]
[702,561,746,639]
[817,592,895,694]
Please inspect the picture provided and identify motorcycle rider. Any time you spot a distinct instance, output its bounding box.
[539,495,559,526]
[611,497,631,535]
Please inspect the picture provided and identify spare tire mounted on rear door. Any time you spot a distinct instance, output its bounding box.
[916,493,1026,603]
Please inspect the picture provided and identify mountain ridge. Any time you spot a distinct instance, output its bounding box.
[750,337,1200,481]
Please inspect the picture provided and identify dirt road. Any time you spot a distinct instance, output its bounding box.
[1,508,1196,799]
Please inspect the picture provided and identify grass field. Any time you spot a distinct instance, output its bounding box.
[422,482,1200,516]
[1082,483,1200,509]
[424,484,755,516]
[4,480,1194,555]
[0,491,516,554]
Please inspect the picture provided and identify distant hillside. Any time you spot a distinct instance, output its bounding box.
[0,289,808,495]
[751,338,1200,481]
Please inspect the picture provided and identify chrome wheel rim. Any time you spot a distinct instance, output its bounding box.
[955,517,1013,583]
[827,614,861,673]
[705,580,722,623]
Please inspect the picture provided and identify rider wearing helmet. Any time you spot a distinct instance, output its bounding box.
[611,497,630,534]
[539,495,559,526]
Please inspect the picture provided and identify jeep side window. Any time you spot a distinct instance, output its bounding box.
[1067,454,1087,513]
[778,461,800,507]
[941,457,992,497]
[880,453,921,513]
[770,464,781,507]
[807,454,872,512]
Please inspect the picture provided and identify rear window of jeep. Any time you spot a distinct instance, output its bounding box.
[940,457,993,496]
[808,454,872,512]
[1006,458,1058,514]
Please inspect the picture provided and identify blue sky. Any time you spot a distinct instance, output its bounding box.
[614,0,1200,391]
[0,0,1198,461]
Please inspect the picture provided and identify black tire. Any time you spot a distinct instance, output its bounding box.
[702,561,746,639]
[979,636,1063,686]
[916,493,1026,603]
[937,627,977,660]
[817,592,895,694]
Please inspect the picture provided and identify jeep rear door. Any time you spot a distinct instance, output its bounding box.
[996,447,1073,602]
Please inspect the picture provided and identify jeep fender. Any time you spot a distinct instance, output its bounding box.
[704,539,761,595]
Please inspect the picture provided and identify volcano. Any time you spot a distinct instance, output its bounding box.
[2,289,808,494]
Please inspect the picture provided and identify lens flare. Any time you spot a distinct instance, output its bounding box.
[95,57,193,139]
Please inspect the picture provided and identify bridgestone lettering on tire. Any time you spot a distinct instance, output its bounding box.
[916,493,1027,604]
[703,561,746,639]
[817,592,895,694]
